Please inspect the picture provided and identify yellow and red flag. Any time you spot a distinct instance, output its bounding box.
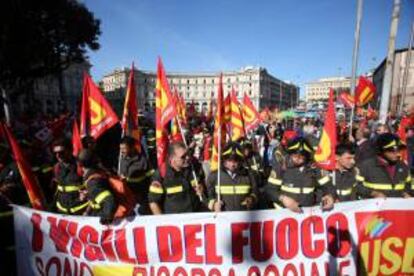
[355,76,376,106]
[80,73,119,139]
[242,93,262,133]
[314,89,337,170]
[121,64,141,152]
[230,88,245,141]
[211,74,226,171]
[338,91,355,109]
[1,123,45,210]
[223,94,231,123]
[155,58,178,177]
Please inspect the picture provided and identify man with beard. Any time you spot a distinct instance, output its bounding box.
[148,142,204,214]
[356,133,412,198]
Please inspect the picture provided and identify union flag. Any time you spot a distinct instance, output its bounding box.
[230,88,245,141]
[242,93,261,132]
[210,74,226,171]
[121,63,141,151]
[355,76,376,106]
[314,89,337,170]
[80,73,119,139]
[155,58,178,177]
[1,123,45,210]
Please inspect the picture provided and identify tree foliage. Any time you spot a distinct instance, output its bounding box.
[0,0,101,95]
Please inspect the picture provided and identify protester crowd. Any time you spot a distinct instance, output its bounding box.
[1,108,414,273]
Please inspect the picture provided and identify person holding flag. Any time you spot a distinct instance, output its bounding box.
[264,137,336,213]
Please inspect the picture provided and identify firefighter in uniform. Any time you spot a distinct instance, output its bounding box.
[356,133,413,198]
[327,143,359,202]
[264,137,336,212]
[119,136,154,214]
[52,139,89,215]
[78,149,117,224]
[148,142,204,214]
[241,140,265,188]
[207,142,258,212]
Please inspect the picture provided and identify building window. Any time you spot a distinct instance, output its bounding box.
[187,80,190,84]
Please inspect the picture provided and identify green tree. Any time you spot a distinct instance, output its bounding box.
[0,0,101,104]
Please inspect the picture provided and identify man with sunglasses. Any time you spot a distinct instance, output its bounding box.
[52,138,88,215]
[356,133,413,198]
[148,142,204,215]
[207,142,258,212]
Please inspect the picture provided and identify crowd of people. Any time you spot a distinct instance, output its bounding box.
[1,110,414,273]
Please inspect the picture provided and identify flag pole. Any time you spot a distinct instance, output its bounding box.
[117,129,125,175]
[348,0,364,136]
[175,114,203,201]
[398,21,414,115]
[379,0,401,123]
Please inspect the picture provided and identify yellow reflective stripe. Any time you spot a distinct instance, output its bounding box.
[57,184,85,192]
[383,140,397,149]
[41,166,53,173]
[318,176,330,185]
[127,175,147,183]
[235,186,251,194]
[95,190,111,204]
[336,188,353,196]
[56,201,68,213]
[146,169,155,177]
[215,185,251,195]
[281,185,315,194]
[149,185,164,194]
[0,210,13,218]
[406,175,412,183]
[411,184,414,190]
[191,179,197,187]
[69,201,89,213]
[273,203,283,209]
[268,177,282,185]
[166,186,183,194]
[363,182,405,190]
[356,175,365,182]
[288,142,300,151]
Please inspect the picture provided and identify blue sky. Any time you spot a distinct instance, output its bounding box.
[83,0,414,97]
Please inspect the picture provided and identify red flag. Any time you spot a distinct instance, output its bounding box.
[211,74,226,171]
[155,58,177,177]
[398,116,411,163]
[1,123,45,210]
[72,119,82,157]
[314,89,337,170]
[338,92,355,109]
[260,107,271,121]
[121,64,141,151]
[80,73,119,139]
[355,76,376,106]
[242,94,262,132]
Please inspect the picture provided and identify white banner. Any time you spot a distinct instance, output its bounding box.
[13,198,414,276]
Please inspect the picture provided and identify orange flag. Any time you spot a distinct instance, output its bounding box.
[155,58,178,177]
[230,88,245,141]
[72,119,82,157]
[242,93,262,132]
[1,123,45,210]
[121,64,141,151]
[355,76,376,106]
[80,73,119,139]
[314,89,337,170]
[211,74,226,171]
